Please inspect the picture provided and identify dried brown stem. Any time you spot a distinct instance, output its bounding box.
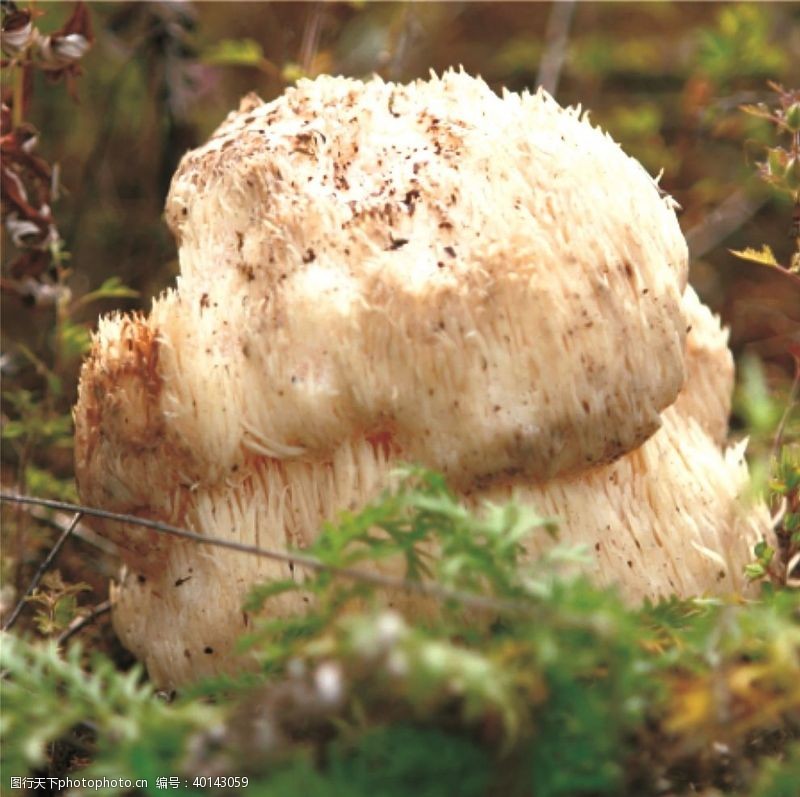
[537,0,576,98]
[21,506,121,559]
[2,511,83,631]
[685,188,769,260]
[56,599,112,646]
[0,493,528,616]
[298,2,324,75]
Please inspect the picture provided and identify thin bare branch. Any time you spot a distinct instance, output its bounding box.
[0,493,529,616]
[21,505,122,559]
[298,2,324,76]
[387,6,419,81]
[686,188,769,260]
[2,511,83,632]
[537,0,576,98]
[57,599,112,646]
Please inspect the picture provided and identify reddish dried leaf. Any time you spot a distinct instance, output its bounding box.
[7,248,51,280]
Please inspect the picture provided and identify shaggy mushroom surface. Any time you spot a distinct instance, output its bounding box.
[74,71,766,687]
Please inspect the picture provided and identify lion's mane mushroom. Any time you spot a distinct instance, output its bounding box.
[74,71,767,687]
[482,286,767,601]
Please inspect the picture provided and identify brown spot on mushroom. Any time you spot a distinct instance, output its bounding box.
[387,236,409,251]
[403,189,420,210]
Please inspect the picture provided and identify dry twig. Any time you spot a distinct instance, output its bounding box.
[2,511,83,631]
[685,188,769,260]
[56,599,112,646]
[0,493,529,616]
[537,0,576,98]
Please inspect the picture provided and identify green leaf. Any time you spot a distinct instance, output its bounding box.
[243,578,301,613]
[281,62,307,83]
[1,420,28,440]
[202,38,265,67]
[745,563,766,580]
[74,277,139,311]
[734,356,783,437]
[59,319,92,360]
[24,463,78,501]
[15,344,63,398]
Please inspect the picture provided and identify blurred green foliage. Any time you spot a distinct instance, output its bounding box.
[696,5,786,84]
[2,471,799,796]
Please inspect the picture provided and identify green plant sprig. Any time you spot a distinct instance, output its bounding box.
[733,82,800,276]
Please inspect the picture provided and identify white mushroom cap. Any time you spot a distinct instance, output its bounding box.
[163,70,689,487]
[73,72,766,687]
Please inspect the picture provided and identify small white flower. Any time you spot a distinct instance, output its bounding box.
[314,662,343,705]
[53,33,90,62]
[375,610,406,646]
[1,16,35,58]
